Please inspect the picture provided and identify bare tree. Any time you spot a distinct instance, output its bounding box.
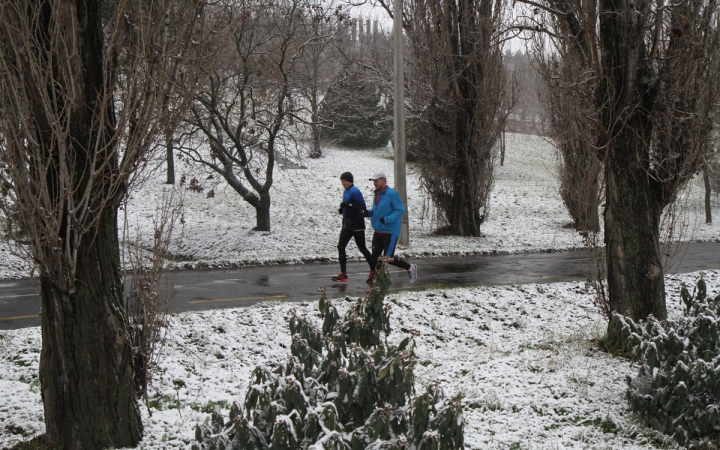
[0,0,203,447]
[179,0,322,232]
[534,44,602,233]
[377,0,512,236]
[296,0,352,158]
[122,187,184,401]
[504,50,544,136]
[703,126,720,223]
[517,0,720,332]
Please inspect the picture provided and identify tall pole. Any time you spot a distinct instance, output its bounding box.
[394,0,409,246]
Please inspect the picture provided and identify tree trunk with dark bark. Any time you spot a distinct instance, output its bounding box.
[33,1,143,447]
[599,0,667,336]
[40,205,142,448]
[500,131,505,167]
[310,124,322,159]
[254,195,271,231]
[446,0,489,237]
[705,165,712,224]
[450,119,482,236]
[166,129,175,185]
[309,88,322,158]
[3,0,199,442]
[604,131,667,328]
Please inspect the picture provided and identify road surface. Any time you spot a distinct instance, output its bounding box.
[1,242,719,330]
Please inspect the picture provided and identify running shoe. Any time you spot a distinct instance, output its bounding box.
[366,270,376,285]
[332,272,349,282]
[408,264,418,283]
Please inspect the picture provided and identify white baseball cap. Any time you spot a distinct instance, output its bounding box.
[369,171,387,180]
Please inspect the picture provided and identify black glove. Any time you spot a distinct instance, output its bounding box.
[363,210,369,217]
[379,217,385,224]
[340,202,349,208]
[338,207,343,214]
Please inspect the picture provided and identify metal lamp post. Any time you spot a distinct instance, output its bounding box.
[393,0,409,246]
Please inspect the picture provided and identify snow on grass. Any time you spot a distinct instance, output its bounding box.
[0,249,30,281]
[2,132,718,279]
[2,269,719,448]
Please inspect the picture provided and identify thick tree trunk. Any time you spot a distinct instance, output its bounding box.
[449,149,482,236]
[449,93,480,236]
[31,2,143,447]
[604,132,667,333]
[310,122,322,159]
[599,0,667,335]
[39,205,142,448]
[254,195,271,231]
[448,1,482,237]
[704,165,712,224]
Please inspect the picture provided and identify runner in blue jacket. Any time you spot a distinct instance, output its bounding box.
[331,172,373,282]
[365,171,417,284]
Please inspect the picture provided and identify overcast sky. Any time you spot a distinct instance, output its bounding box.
[348,0,524,53]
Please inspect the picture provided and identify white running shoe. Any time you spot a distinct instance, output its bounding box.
[408,264,418,283]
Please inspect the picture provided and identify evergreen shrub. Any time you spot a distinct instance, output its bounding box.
[193,264,464,449]
[319,74,393,149]
[614,276,720,444]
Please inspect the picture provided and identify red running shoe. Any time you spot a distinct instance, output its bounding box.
[366,270,376,285]
[332,272,349,282]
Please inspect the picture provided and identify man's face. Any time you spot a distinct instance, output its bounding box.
[373,178,387,190]
[341,179,352,189]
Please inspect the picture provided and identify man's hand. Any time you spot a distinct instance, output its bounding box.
[340,202,349,208]
[379,217,385,224]
[338,207,343,214]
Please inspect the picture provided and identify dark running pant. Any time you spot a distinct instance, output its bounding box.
[370,232,411,271]
[338,229,373,274]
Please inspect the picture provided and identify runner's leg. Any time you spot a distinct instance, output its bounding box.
[384,234,411,270]
[369,232,385,271]
[337,229,353,274]
[353,230,373,271]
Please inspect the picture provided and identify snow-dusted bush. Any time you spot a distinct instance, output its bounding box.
[614,276,720,445]
[319,73,393,149]
[193,264,464,449]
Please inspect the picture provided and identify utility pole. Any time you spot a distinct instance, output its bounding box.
[394,0,409,245]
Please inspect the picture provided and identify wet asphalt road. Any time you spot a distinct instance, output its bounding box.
[2,242,719,330]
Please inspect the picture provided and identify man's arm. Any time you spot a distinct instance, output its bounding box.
[349,189,367,212]
[359,189,374,217]
[382,190,405,224]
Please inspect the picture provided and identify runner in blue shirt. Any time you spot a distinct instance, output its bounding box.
[365,171,417,284]
[331,172,373,282]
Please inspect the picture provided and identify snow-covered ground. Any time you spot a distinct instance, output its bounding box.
[1,132,718,279]
[2,270,719,449]
[1,133,719,448]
